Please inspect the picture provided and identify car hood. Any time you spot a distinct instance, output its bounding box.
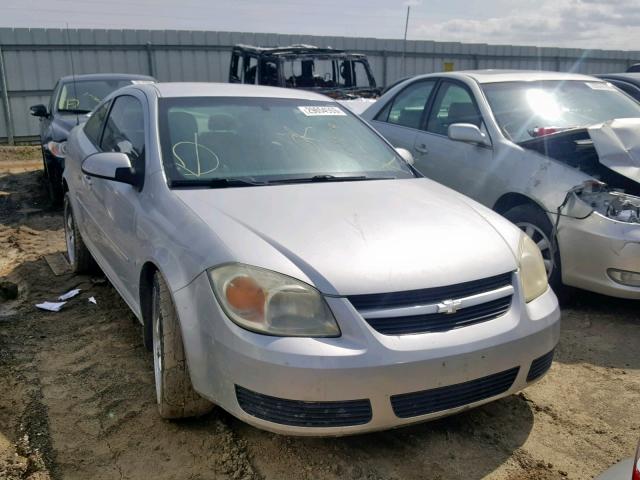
[589,118,640,183]
[174,179,519,296]
[51,113,90,139]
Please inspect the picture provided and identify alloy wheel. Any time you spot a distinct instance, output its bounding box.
[152,288,164,405]
[65,207,76,266]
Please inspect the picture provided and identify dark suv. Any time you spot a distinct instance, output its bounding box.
[30,73,155,203]
[229,44,379,99]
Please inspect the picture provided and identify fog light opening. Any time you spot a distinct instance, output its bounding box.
[607,268,640,287]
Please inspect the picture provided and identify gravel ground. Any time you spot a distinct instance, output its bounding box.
[0,146,638,480]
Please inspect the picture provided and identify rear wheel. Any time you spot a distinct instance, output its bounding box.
[152,271,213,419]
[503,203,562,291]
[63,193,95,273]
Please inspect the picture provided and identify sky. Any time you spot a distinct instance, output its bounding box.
[1,0,639,50]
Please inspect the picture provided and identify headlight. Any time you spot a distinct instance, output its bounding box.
[208,264,340,337]
[575,183,640,224]
[518,233,548,302]
[46,141,67,159]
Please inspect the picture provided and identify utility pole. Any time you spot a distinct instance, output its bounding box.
[402,5,411,76]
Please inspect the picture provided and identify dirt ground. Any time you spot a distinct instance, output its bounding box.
[0,146,638,480]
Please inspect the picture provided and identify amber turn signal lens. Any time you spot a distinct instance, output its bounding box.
[225,276,265,318]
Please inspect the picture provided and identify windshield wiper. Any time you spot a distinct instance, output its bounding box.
[268,175,394,185]
[170,178,267,188]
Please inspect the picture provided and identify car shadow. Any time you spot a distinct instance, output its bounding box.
[231,394,535,480]
[0,169,58,229]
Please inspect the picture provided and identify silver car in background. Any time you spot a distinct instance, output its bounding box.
[363,71,640,299]
[61,82,559,435]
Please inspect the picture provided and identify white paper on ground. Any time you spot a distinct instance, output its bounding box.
[58,288,81,301]
[88,296,97,305]
[35,301,67,312]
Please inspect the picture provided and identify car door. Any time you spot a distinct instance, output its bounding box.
[369,79,437,153]
[86,94,147,304]
[73,100,111,244]
[413,80,494,203]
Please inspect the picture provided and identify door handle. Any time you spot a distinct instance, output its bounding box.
[415,143,429,154]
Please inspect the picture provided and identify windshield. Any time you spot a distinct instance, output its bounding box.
[283,59,373,90]
[57,80,136,113]
[482,80,640,143]
[158,97,414,185]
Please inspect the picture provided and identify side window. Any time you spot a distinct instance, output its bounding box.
[426,82,482,136]
[353,61,372,88]
[100,96,145,171]
[243,56,258,84]
[49,81,60,113]
[229,52,240,82]
[259,59,279,86]
[376,80,436,129]
[84,101,111,146]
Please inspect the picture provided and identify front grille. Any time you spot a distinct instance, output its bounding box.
[347,272,513,311]
[390,367,520,418]
[348,272,514,336]
[365,296,512,335]
[527,349,555,382]
[235,386,372,427]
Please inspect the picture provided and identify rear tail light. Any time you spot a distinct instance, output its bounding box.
[632,439,640,480]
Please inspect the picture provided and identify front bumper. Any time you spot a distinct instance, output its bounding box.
[174,271,560,436]
[558,212,640,299]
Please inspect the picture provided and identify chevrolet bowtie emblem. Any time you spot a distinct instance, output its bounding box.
[437,299,462,314]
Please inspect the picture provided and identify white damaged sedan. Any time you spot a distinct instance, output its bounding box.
[61,82,559,435]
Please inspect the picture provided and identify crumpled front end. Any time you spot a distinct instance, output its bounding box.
[558,189,640,298]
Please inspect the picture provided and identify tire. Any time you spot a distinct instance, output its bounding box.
[503,203,562,291]
[63,193,95,273]
[43,152,63,206]
[151,271,213,419]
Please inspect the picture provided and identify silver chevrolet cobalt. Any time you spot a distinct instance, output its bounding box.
[61,82,560,435]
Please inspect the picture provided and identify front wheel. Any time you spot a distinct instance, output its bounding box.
[503,204,562,291]
[152,271,213,419]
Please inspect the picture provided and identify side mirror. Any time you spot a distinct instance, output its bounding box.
[448,123,491,147]
[30,104,49,118]
[395,147,415,165]
[81,152,139,186]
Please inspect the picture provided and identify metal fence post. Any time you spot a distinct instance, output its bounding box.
[0,45,15,145]
[146,42,156,78]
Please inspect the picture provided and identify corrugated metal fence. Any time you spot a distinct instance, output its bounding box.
[2,27,640,143]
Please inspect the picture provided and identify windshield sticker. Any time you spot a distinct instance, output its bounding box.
[585,82,616,91]
[298,106,346,116]
[131,80,155,85]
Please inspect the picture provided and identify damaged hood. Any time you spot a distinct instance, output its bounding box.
[589,118,640,184]
[174,179,519,296]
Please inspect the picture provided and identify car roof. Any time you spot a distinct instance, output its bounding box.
[595,72,640,84]
[146,82,332,101]
[232,44,364,58]
[58,73,156,83]
[431,69,599,84]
